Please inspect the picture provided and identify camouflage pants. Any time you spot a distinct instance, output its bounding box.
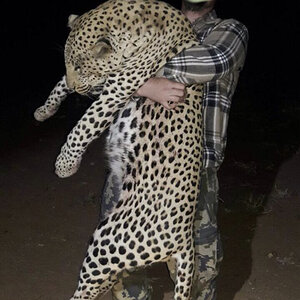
[100,168,223,300]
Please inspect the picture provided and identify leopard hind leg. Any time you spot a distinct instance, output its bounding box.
[70,269,119,300]
[172,239,195,300]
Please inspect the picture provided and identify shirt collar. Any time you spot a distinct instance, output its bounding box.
[192,10,221,31]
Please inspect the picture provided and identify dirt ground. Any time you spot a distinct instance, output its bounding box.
[0,99,299,300]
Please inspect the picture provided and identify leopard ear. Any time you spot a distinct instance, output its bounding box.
[91,38,112,58]
[67,14,79,29]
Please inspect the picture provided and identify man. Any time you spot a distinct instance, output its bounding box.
[102,0,249,299]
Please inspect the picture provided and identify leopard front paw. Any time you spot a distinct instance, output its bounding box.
[55,152,82,178]
[34,106,57,122]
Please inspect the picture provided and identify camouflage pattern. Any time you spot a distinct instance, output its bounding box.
[100,168,222,300]
[190,168,223,300]
[111,269,152,300]
[100,170,121,220]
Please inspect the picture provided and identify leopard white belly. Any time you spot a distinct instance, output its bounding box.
[105,100,139,184]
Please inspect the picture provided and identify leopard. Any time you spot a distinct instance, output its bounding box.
[34,1,204,299]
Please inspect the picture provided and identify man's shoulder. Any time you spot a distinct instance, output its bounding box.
[195,11,248,36]
[215,17,248,33]
[218,17,246,26]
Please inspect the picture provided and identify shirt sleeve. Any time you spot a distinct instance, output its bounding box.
[163,19,249,84]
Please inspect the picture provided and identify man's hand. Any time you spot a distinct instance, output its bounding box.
[135,78,186,109]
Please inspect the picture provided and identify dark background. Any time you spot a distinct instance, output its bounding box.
[0,1,299,299]
[1,0,299,217]
[0,0,299,215]
[0,0,298,150]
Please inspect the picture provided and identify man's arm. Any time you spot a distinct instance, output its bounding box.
[135,19,248,107]
[163,19,249,84]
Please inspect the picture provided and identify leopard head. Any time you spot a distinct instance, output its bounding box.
[64,14,120,94]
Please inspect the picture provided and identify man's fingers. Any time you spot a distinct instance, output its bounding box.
[171,88,186,98]
[164,102,177,110]
[167,81,185,90]
[169,84,186,99]
[163,100,181,110]
[167,96,182,103]
[160,94,186,109]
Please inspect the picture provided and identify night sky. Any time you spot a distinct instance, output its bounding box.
[1,0,299,154]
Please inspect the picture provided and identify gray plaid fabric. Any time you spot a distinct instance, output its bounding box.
[164,10,249,169]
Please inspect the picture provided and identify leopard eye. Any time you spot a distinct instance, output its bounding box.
[74,65,81,72]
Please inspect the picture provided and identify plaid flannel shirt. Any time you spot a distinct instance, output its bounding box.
[163,11,249,169]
